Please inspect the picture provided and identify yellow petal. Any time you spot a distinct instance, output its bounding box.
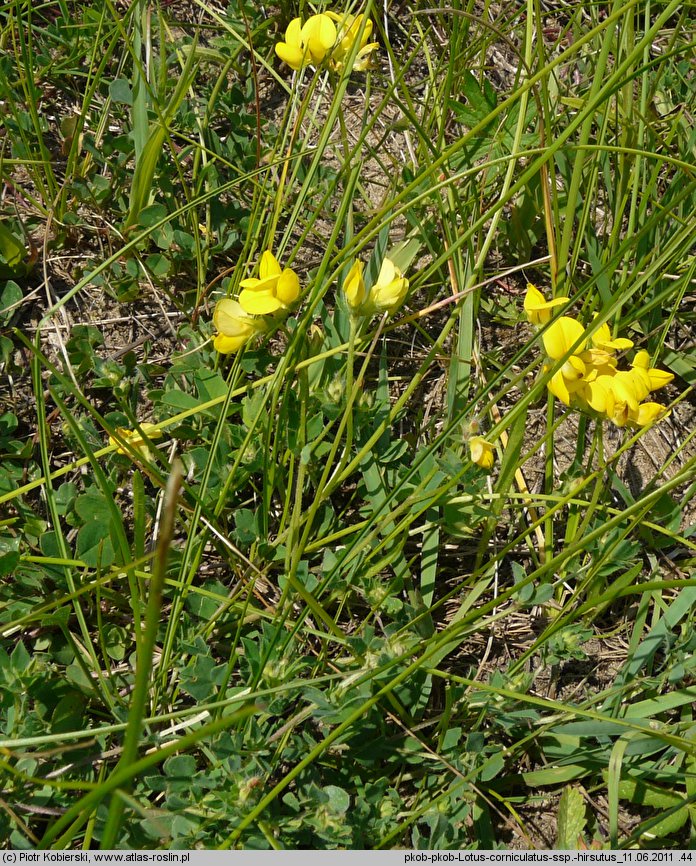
[275,19,305,68]
[625,368,650,402]
[612,370,641,409]
[344,260,365,309]
[302,14,336,63]
[284,18,303,46]
[580,348,617,373]
[376,257,397,286]
[370,258,409,314]
[592,322,633,352]
[239,288,282,315]
[582,375,612,413]
[629,402,669,426]
[547,369,572,405]
[630,350,673,390]
[562,355,586,383]
[351,44,379,71]
[523,283,569,325]
[259,250,281,279]
[214,299,254,337]
[275,42,305,70]
[646,367,674,391]
[542,316,585,359]
[276,268,300,305]
[214,332,251,353]
[632,349,651,370]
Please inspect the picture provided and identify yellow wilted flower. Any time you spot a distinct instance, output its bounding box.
[368,258,409,315]
[275,14,337,70]
[343,259,366,310]
[469,436,495,470]
[523,283,569,325]
[326,12,379,72]
[238,250,300,316]
[213,299,264,353]
[109,423,162,459]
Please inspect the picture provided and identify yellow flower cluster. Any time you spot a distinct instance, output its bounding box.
[213,250,300,353]
[343,257,409,317]
[525,284,673,427]
[275,12,378,73]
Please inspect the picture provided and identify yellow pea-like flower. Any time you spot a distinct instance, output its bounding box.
[326,12,379,72]
[238,250,301,316]
[631,350,674,391]
[275,14,337,70]
[629,402,670,426]
[343,259,366,310]
[523,283,569,325]
[591,320,633,352]
[469,436,495,470]
[213,298,264,353]
[368,258,409,315]
[109,423,162,458]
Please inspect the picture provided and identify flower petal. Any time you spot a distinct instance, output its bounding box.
[275,42,306,70]
[239,288,282,315]
[630,402,669,426]
[214,299,254,337]
[343,260,365,309]
[214,332,251,353]
[276,268,300,305]
[542,316,585,359]
[259,250,282,279]
[523,283,569,325]
[302,14,336,63]
[240,273,279,293]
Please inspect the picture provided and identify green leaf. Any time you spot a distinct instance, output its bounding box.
[108,78,133,105]
[164,754,197,778]
[0,223,32,279]
[323,785,350,814]
[556,786,587,849]
[103,624,129,661]
[0,280,22,324]
[76,521,115,568]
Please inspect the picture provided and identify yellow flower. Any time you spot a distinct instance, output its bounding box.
[591,320,633,352]
[628,402,670,427]
[546,355,587,406]
[238,250,301,316]
[368,258,409,315]
[326,12,379,72]
[275,14,337,70]
[581,373,614,414]
[631,350,674,391]
[523,283,569,325]
[343,259,366,310]
[579,347,617,376]
[213,298,264,353]
[469,436,495,470]
[587,371,640,427]
[542,315,586,360]
[109,423,162,458]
